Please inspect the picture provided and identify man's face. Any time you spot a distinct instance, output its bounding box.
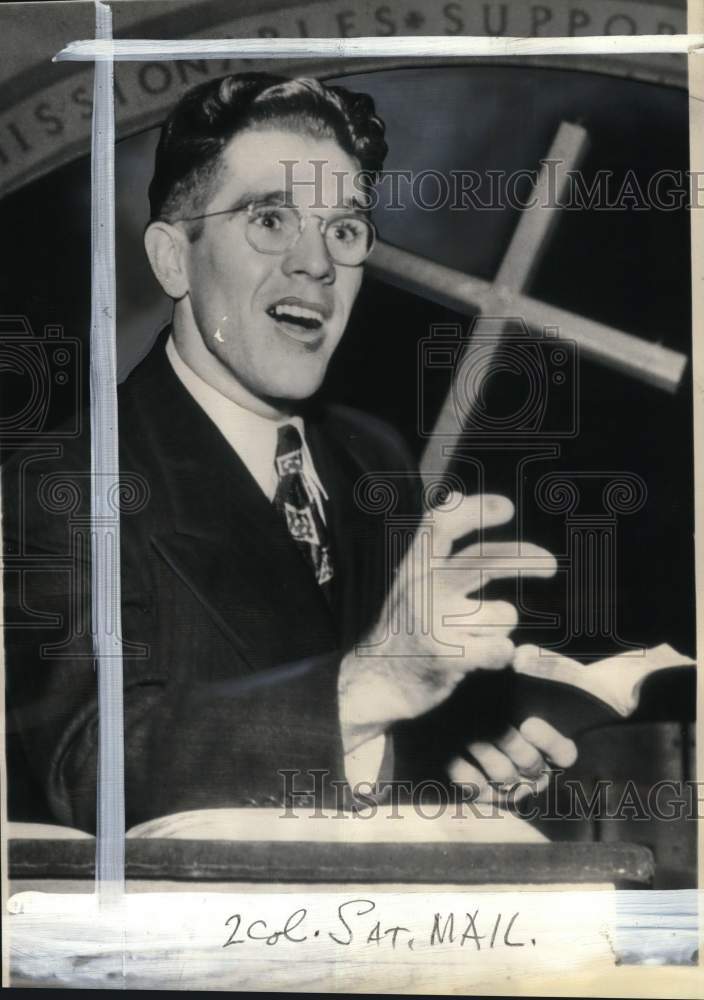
[179,126,365,407]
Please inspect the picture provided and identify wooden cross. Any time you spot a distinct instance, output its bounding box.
[366,122,688,477]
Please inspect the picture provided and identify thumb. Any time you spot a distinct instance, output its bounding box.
[430,492,515,558]
[512,644,581,679]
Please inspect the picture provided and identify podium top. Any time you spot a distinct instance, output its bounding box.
[9,838,655,889]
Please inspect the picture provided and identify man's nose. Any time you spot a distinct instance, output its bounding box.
[281,220,334,282]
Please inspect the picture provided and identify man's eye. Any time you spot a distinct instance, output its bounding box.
[251,208,285,230]
[331,220,364,244]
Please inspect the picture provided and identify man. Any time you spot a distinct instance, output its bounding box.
[4,73,575,832]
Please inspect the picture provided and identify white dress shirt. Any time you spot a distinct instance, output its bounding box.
[166,335,385,788]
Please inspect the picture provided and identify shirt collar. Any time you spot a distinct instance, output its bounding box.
[165,335,328,504]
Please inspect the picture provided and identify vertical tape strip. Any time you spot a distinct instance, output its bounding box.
[90,0,124,903]
[687,0,704,941]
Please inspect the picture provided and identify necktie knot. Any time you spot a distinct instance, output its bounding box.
[276,422,302,455]
[275,423,304,477]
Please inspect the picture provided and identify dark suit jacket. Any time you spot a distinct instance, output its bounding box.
[4,331,421,832]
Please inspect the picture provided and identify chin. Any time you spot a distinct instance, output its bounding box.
[275,381,323,402]
[265,369,327,402]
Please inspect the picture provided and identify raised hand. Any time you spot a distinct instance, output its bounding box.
[338,492,557,753]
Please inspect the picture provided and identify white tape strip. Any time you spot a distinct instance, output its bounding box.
[54,33,704,62]
[6,889,699,985]
[89,0,124,903]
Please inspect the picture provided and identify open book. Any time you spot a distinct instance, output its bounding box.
[9,803,547,844]
[512,643,695,718]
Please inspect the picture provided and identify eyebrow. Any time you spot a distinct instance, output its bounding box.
[226,189,368,213]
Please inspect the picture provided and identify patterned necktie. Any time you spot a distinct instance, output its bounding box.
[274,423,334,588]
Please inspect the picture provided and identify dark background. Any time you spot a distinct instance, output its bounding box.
[1,62,693,656]
[0,65,696,882]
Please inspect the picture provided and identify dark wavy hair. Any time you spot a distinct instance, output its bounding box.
[148,73,388,228]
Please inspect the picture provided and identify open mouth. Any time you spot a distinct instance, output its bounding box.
[266,299,328,333]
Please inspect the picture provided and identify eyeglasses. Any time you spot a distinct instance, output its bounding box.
[176,201,376,267]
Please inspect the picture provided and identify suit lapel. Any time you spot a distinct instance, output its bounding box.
[121,335,339,673]
[306,411,392,652]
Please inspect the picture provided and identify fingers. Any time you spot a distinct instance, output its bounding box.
[447,719,577,805]
[448,753,550,804]
[512,644,584,682]
[466,740,521,786]
[460,635,515,672]
[467,726,550,783]
[447,756,488,797]
[425,544,557,604]
[435,594,519,635]
[454,542,558,584]
[431,493,515,558]
[496,726,546,779]
[519,717,578,768]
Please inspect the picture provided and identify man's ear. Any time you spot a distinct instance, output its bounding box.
[144,221,190,299]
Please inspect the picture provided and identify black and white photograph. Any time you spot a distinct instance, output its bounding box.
[0,0,701,991]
